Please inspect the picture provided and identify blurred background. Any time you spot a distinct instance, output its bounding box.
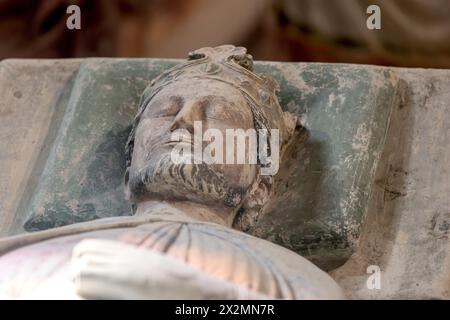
[0,0,449,68]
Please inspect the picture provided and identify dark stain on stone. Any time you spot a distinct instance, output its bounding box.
[80,125,131,197]
[383,187,407,201]
[24,126,132,232]
[429,212,449,240]
[421,80,437,109]
[13,91,22,99]
[382,165,409,201]
[24,202,99,231]
[397,78,410,110]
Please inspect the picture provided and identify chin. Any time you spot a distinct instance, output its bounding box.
[129,154,247,208]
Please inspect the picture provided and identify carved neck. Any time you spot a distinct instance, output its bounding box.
[135,199,236,227]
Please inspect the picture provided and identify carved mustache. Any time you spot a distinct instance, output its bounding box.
[146,133,194,149]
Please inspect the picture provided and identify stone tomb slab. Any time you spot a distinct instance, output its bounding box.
[0,59,399,269]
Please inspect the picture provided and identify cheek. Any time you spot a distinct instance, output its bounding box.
[139,118,172,142]
[205,103,254,131]
[221,163,257,187]
[135,118,172,153]
[129,119,170,175]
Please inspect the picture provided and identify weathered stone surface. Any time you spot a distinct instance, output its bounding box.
[0,59,398,271]
[0,59,81,235]
[251,63,398,269]
[332,69,450,299]
[0,49,349,300]
[2,58,450,299]
[23,59,175,232]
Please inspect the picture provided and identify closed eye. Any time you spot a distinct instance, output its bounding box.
[150,96,184,118]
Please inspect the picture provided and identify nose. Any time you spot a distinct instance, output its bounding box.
[170,99,204,133]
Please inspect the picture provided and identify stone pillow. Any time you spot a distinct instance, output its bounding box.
[21,59,399,268]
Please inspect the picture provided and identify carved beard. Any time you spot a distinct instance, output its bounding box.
[128,153,245,208]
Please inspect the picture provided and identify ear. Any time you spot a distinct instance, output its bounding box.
[124,167,131,201]
[233,175,273,232]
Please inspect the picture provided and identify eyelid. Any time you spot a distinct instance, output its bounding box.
[204,102,224,117]
[151,96,184,117]
[153,107,178,117]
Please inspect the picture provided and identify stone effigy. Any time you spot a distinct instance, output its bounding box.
[0,54,397,271]
[0,46,345,299]
[2,46,447,299]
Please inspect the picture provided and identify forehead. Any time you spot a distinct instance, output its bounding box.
[149,78,248,105]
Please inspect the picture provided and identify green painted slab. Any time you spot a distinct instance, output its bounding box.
[251,63,398,269]
[21,59,399,268]
[24,59,177,230]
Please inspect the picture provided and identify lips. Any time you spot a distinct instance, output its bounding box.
[164,137,192,144]
[163,134,193,145]
[164,140,193,146]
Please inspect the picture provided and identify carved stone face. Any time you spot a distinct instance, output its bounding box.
[127,78,258,207]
